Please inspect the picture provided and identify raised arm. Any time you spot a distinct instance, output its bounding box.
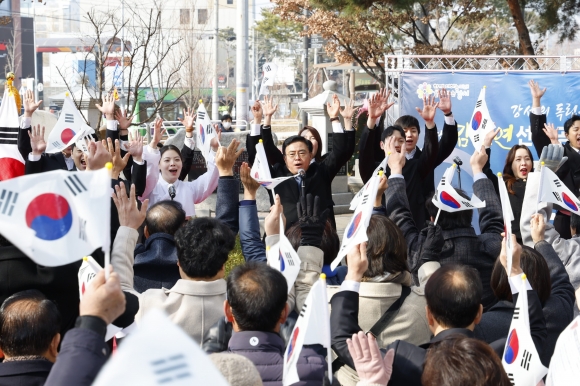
[415,94,440,179]
[238,162,267,262]
[261,96,285,166]
[177,108,197,181]
[434,88,458,166]
[139,118,164,200]
[471,146,504,239]
[528,80,552,157]
[18,90,41,159]
[214,139,244,234]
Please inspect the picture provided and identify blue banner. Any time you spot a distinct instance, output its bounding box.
[400,71,580,229]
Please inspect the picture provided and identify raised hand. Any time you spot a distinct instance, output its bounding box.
[252,100,263,124]
[437,88,452,115]
[107,138,130,179]
[347,332,395,386]
[86,140,113,171]
[296,194,329,248]
[345,242,369,282]
[470,145,488,174]
[23,89,42,118]
[149,117,166,149]
[327,94,341,119]
[386,136,407,175]
[378,88,394,114]
[80,267,126,325]
[529,79,547,107]
[28,124,46,156]
[415,94,439,129]
[262,95,278,117]
[543,122,560,145]
[210,125,222,151]
[114,109,134,131]
[95,92,116,120]
[215,138,243,176]
[484,127,501,148]
[500,233,523,277]
[374,174,388,207]
[240,162,261,200]
[125,131,144,163]
[112,183,149,230]
[264,194,286,236]
[530,213,546,244]
[341,99,357,131]
[178,108,196,131]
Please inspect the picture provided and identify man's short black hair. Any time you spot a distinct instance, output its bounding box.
[221,114,232,122]
[564,115,580,134]
[426,189,473,230]
[380,125,405,143]
[425,264,482,328]
[394,115,421,134]
[174,218,235,278]
[227,262,288,332]
[145,200,186,236]
[0,290,61,357]
[282,135,313,155]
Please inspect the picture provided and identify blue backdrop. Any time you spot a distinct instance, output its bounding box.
[400,71,580,229]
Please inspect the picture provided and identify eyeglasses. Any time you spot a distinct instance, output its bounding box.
[285,150,309,159]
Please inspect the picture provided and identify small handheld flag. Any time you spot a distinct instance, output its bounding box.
[497,172,515,275]
[0,86,24,180]
[259,63,278,96]
[432,164,485,213]
[250,140,294,190]
[350,156,388,210]
[469,86,496,150]
[195,102,217,162]
[267,214,301,293]
[46,97,95,154]
[538,165,580,216]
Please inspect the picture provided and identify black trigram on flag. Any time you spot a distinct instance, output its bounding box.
[284,251,296,267]
[265,64,272,72]
[554,179,562,188]
[64,113,74,123]
[520,350,532,370]
[52,141,61,148]
[150,353,192,384]
[476,100,482,108]
[552,192,562,202]
[0,189,18,216]
[263,76,269,84]
[360,195,369,206]
[441,177,447,186]
[198,111,206,120]
[299,302,308,318]
[461,201,474,208]
[507,373,515,385]
[513,306,520,320]
[65,175,87,196]
[473,134,480,143]
[481,119,488,130]
[205,124,213,135]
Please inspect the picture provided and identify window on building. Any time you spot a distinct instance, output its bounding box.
[180,9,190,25]
[198,9,208,24]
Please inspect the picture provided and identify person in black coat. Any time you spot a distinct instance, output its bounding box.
[331,238,547,386]
[475,214,575,367]
[359,88,458,229]
[528,79,580,239]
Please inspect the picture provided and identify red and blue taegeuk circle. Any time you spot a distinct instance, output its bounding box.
[286,327,300,362]
[61,128,76,144]
[471,111,482,131]
[346,212,363,238]
[279,250,285,272]
[199,124,205,144]
[562,192,579,212]
[440,191,461,209]
[25,193,73,241]
[504,329,519,364]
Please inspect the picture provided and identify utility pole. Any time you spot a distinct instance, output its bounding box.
[236,0,249,126]
[251,0,257,102]
[301,8,309,127]
[212,0,219,120]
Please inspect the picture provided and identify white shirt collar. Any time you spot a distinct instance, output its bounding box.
[405,147,417,160]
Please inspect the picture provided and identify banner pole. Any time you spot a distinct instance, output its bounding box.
[433,208,441,226]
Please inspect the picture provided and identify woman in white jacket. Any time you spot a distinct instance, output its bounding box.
[141,114,221,218]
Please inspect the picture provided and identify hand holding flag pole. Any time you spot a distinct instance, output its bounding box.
[104,162,113,279]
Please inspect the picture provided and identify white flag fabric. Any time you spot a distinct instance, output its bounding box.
[538,166,580,216]
[0,168,110,266]
[331,171,380,271]
[432,164,486,213]
[546,316,580,386]
[93,309,229,386]
[0,88,25,180]
[259,62,278,96]
[350,157,388,210]
[497,173,515,275]
[283,276,332,386]
[469,87,496,150]
[502,275,548,385]
[77,256,123,341]
[267,214,302,293]
[195,103,217,162]
[46,97,94,154]
[250,141,294,190]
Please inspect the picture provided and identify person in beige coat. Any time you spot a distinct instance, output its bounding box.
[111,143,242,346]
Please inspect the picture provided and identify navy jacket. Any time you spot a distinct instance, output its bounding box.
[0,360,52,386]
[228,330,326,386]
[134,233,180,293]
[475,240,575,366]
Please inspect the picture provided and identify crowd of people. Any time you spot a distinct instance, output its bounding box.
[0,79,580,386]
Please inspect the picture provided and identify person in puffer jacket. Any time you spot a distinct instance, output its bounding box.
[225,262,326,386]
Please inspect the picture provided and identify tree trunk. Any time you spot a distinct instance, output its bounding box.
[506,0,535,56]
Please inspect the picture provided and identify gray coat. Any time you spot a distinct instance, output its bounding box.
[386,176,504,310]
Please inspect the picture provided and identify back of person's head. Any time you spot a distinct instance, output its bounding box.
[564,115,580,134]
[422,334,511,386]
[571,210,580,236]
[210,353,263,386]
[282,135,313,154]
[174,218,234,279]
[0,290,61,358]
[380,125,405,142]
[365,215,408,278]
[491,245,551,305]
[145,200,186,236]
[226,262,288,332]
[286,220,339,266]
[393,115,420,134]
[426,189,473,230]
[425,264,482,328]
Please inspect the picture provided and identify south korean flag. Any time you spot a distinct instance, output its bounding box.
[268,214,301,293]
[46,97,94,154]
[259,62,278,96]
[195,103,217,162]
[468,86,496,151]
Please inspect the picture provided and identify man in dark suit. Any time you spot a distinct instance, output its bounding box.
[528,80,580,239]
[385,142,503,309]
[359,88,458,228]
[331,241,547,386]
